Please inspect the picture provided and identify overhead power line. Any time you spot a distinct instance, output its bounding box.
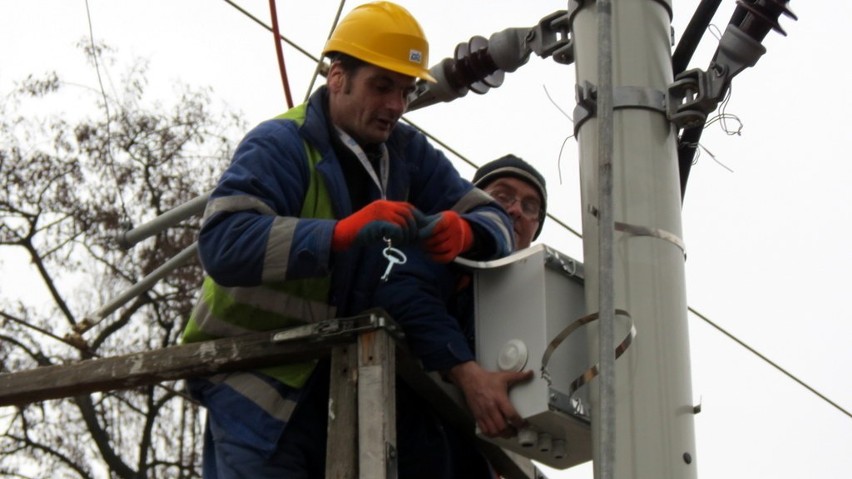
[689,306,852,420]
[83,0,132,225]
[305,0,347,102]
[223,0,320,62]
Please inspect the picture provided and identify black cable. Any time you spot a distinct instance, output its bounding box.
[672,0,723,76]
[672,0,723,199]
[223,0,320,63]
[305,0,347,102]
[83,0,132,224]
[678,126,703,198]
[689,306,852,420]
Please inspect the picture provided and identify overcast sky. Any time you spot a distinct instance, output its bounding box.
[1,1,850,478]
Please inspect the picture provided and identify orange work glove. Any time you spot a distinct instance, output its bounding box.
[418,211,474,263]
[332,200,419,251]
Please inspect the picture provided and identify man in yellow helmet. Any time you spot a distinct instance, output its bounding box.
[182,2,513,477]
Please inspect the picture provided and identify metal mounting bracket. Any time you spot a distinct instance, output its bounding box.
[271,310,402,344]
[573,82,667,136]
[526,9,574,64]
[386,442,399,479]
[549,388,590,421]
[667,23,769,129]
[667,68,717,129]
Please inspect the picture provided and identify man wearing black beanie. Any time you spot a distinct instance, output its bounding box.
[473,154,547,248]
[373,154,548,477]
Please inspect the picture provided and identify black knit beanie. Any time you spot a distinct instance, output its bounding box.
[473,154,547,240]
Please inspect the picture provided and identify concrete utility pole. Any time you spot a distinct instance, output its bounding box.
[571,1,698,478]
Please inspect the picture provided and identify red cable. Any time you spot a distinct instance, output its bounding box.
[269,0,294,109]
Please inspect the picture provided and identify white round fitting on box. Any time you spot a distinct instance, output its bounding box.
[552,438,567,459]
[497,339,528,372]
[517,428,538,448]
[538,432,553,452]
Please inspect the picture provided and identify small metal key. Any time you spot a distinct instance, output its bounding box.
[380,238,407,282]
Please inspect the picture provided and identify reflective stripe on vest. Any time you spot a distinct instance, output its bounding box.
[203,194,276,222]
[263,216,298,282]
[208,372,299,423]
[189,278,337,334]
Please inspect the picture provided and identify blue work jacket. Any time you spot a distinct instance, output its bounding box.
[186,86,513,456]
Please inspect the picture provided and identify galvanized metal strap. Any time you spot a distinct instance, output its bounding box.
[615,220,687,258]
[539,309,636,396]
[573,83,668,137]
[588,207,687,258]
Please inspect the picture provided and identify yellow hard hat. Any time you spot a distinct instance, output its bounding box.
[323,2,435,82]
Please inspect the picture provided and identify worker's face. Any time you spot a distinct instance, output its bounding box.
[328,62,416,145]
[483,177,542,250]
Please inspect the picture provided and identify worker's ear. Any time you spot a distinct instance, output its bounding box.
[328,64,346,93]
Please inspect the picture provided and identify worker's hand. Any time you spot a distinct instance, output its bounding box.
[332,200,419,251]
[417,211,474,263]
[447,361,533,438]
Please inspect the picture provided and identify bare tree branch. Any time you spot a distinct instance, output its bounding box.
[0,50,240,477]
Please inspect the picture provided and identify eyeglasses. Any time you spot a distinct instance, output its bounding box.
[488,189,542,221]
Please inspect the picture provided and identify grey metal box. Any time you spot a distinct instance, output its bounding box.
[462,244,591,470]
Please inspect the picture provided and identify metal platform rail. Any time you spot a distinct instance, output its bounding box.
[0,311,534,479]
